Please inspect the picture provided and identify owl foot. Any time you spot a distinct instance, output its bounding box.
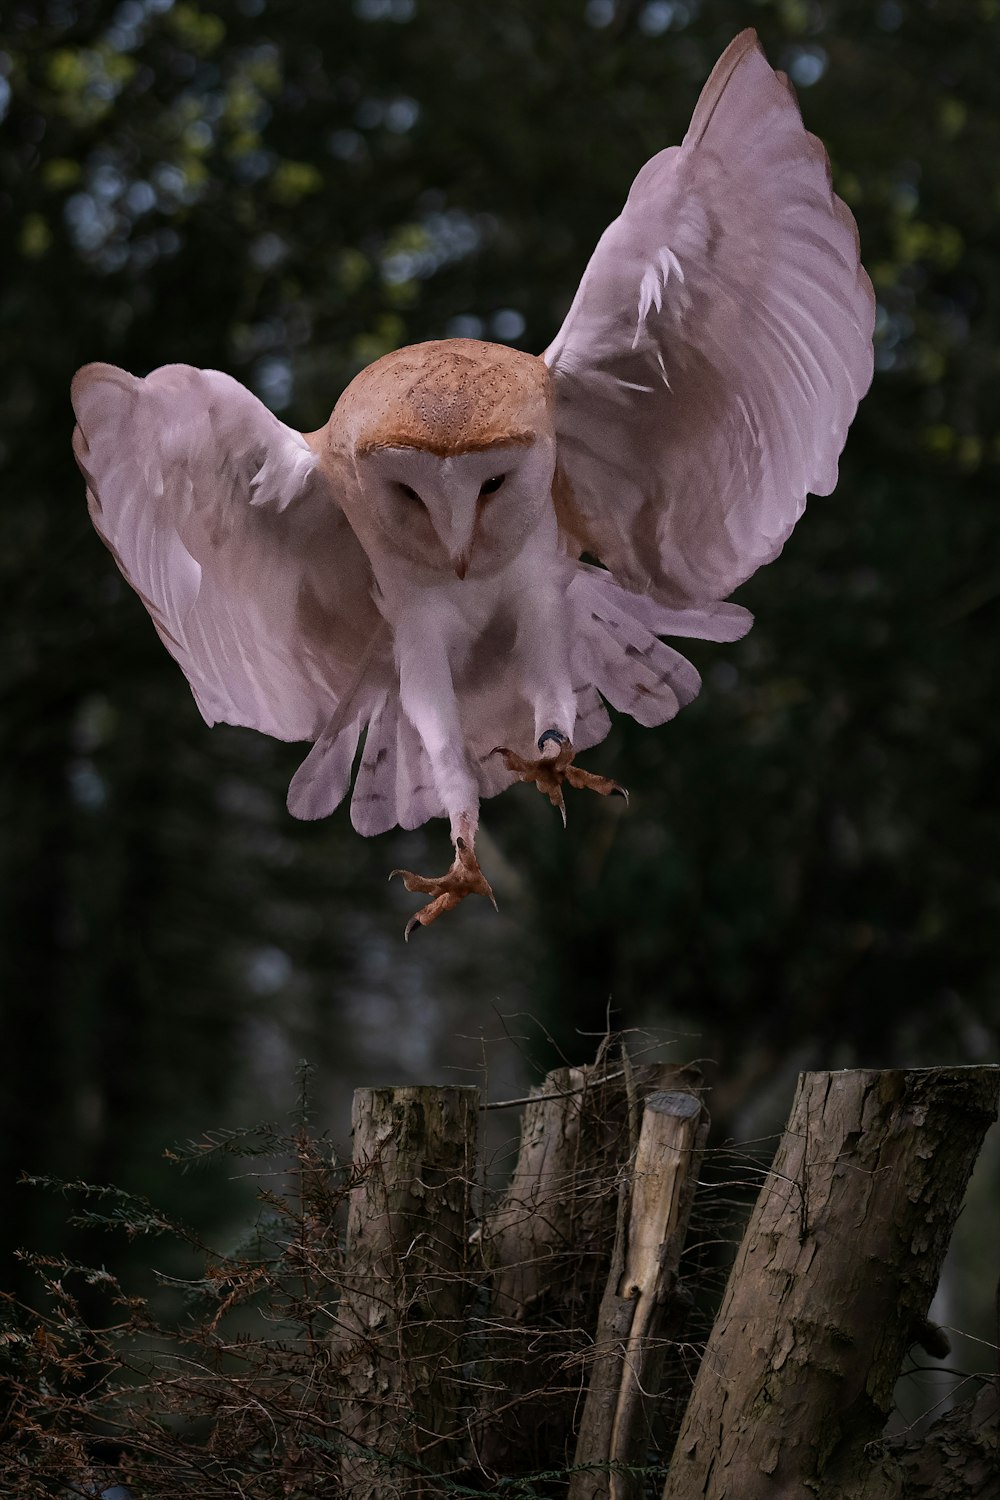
[493,732,628,827]
[390,836,497,940]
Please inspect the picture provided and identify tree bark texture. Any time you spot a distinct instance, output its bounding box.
[569,1088,708,1500]
[475,1059,698,1478]
[338,1085,479,1500]
[892,1382,998,1498]
[662,1066,1000,1500]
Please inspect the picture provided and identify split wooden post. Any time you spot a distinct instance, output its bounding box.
[662,1066,1000,1500]
[475,1059,690,1478]
[338,1085,479,1500]
[569,1088,708,1500]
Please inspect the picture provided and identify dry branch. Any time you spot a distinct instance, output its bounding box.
[662,1066,1000,1500]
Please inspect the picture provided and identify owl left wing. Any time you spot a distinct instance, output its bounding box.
[544,29,875,608]
[72,361,383,749]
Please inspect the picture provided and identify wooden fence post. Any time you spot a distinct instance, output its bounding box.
[338,1084,479,1499]
[474,1058,698,1480]
[569,1087,708,1500]
[661,1066,1000,1500]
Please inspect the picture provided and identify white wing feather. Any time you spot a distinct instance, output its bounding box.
[545,29,875,607]
[72,362,381,744]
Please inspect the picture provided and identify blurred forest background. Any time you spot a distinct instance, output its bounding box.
[2,0,998,1411]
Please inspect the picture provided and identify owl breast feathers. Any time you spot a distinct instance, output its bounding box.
[71,30,874,932]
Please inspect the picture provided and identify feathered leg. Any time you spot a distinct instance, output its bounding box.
[389,618,496,938]
[497,566,627,823]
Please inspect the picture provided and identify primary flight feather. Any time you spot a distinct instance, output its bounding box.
[71,31,875,936]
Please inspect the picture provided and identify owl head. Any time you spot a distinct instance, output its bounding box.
[323,339,557,579]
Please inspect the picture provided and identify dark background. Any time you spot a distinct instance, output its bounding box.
[2,0,997,1406]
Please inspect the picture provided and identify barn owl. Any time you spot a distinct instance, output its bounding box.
[71,30,874,937]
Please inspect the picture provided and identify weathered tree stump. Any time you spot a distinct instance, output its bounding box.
[569,1087,708,1500]
[662,1066,1000,1500]
[337,1085,479,1499]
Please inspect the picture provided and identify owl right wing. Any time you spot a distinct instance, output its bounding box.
[545,29,875,609]
[72,361,385,751]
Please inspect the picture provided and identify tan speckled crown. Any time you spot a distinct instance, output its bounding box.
[334,339,551,457]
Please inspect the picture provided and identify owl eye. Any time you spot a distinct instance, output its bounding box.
[396,482,425,506]
[479,474,506,498]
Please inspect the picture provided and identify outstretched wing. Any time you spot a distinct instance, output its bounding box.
[72,362,382,744]
[545,29,875,607]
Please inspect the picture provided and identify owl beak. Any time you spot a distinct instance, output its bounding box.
[443,504,475,579]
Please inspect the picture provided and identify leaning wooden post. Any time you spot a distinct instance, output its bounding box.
[476,1058,696,1479]
[338,1085,479,1500]
[662,1066,1000,1500]
[569,1088,707,1500]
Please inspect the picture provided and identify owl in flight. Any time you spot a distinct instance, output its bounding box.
[72,31,874,937]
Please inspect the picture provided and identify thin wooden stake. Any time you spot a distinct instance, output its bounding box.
[569,1087,707,1500]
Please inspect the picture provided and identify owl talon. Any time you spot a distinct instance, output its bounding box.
[564,763,629,803]
[497,739,627,816]
[391,839,497,938]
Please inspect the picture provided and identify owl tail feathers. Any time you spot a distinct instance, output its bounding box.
[571,566,753,730]
[286,695,372,821]
[286,626,394,823]
[287,682,440,834]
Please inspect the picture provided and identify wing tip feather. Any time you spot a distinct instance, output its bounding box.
[71,360,133,406]
[684,29,768,149]
[71,363,140,447]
